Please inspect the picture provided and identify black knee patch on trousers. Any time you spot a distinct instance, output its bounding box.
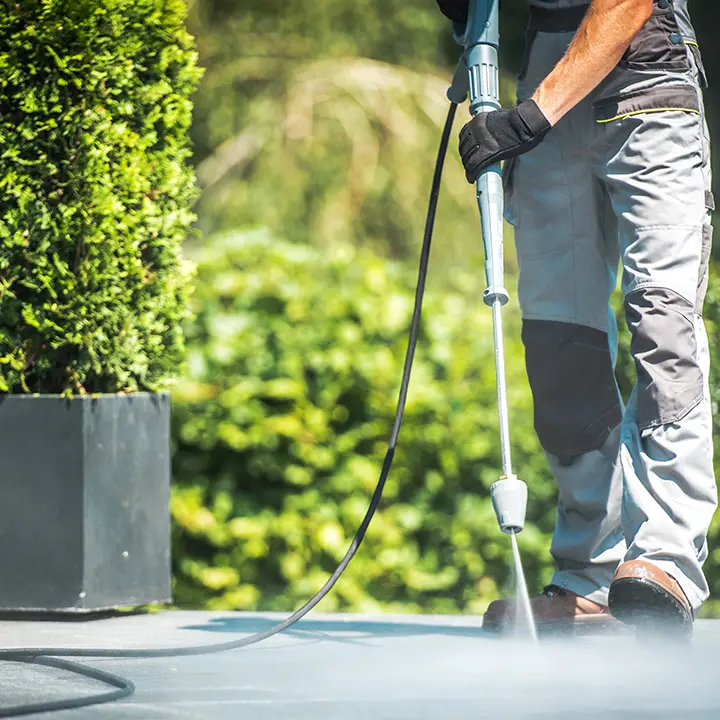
[522,320,622,461]
[625,287,704,430]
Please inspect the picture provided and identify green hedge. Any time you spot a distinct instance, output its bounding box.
[0,0,201,393]
[171,231,558,613]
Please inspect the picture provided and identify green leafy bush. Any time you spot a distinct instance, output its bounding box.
[0,0,201,393]
[172,231,558,613]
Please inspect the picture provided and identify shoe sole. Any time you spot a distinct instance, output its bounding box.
[483,613,628,638]
[608,577,693,639]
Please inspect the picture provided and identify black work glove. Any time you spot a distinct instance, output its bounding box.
[459,99,552,183]
[435,0,469,23]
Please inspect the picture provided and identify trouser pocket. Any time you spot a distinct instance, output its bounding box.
[625,286,704,430]
[620,0,689,73]
[688,43,709,89]
[695,193,714,314]
[593,84,700,124]
[696,222,713,314]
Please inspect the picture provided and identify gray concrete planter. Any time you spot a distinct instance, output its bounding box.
[0,393,171,612]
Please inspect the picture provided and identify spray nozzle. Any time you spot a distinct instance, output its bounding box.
[490,475,528,535]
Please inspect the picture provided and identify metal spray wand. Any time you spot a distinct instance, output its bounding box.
[448,0,528,536]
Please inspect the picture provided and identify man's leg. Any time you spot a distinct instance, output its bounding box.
[506,31,626,610]
[598,81,716,619]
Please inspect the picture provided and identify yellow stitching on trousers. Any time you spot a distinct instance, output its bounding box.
[596,107,701,124]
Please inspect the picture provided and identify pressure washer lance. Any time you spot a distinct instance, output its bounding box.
[449,0,531,539]
[451,0,536,639]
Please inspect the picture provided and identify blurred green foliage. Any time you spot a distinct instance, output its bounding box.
[0,0,201,393]
[172,232,558,612]
[186,0,523,276]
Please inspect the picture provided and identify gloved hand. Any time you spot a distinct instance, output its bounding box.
[459,99,552,183]
[435,0,469,23]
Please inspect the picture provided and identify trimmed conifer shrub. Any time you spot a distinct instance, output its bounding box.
[0,0,201,393]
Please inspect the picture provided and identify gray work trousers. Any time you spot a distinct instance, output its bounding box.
[504,10,716,609]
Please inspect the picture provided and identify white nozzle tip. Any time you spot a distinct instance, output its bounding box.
[490,476,528,535]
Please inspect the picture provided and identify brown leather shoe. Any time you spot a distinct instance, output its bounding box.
[608,560,693,637]
[483,585,614,636]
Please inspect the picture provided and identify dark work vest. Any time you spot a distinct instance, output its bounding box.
[526,0,695,43]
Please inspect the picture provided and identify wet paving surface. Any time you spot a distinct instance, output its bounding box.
[1,611,718,718]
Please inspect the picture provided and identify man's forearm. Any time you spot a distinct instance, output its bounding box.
[532,0,653,125]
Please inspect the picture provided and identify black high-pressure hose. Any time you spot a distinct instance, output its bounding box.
[0,101,459,719]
